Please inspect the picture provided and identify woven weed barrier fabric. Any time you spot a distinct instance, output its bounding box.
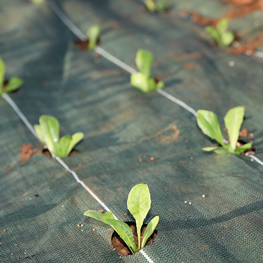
[1,0,263,262]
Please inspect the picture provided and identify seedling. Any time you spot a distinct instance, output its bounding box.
[197,106,252,155]
[34,115,84,158]
[87,24,100,50]
[131,49,164,92]
[144,0,167,12]
[0,58,23,95]
[205,18,234,47]
[84,184,159,254]
[32,0,44,4]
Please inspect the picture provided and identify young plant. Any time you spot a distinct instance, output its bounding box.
[34,115,84,158]
[197,106,252,155]
[205,18,234,47]
[0,58,23,95]
[32,0,44,4]
[87,24,101,50]
[144,0,167,12]
[131,49,164,92]
[84,184,159,254]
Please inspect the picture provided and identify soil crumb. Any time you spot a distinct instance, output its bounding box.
[19,144,41,162]
[111,222,157,256]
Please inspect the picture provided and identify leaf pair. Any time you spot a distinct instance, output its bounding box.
[87,25,101,50]
[197,106,252,155]
[131,50,164,92]
[84,184,159,254]
[34,115,84,158]
[205,18,234,47]
[0,58,23,95]
[144,0,167,12]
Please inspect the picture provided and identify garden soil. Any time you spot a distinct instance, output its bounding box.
[1,0,263,262]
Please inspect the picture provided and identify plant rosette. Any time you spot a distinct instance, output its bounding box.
[75,24,101,51]
[0,58,23,96]
[131,49,164,92]
[84,184,159,255]
[144,0,167,12]
[205,18,235,48]
[34,115,84,158]
[197,106,253,155]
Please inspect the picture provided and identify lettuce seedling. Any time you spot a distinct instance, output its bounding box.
[144,0,167,12]
[0,58,23,95]
[34,115,84,158]
[84,184,159,254]
[87,24,100,50]
[197,106,252,155]
[205,18,234,47]
[131,49,164,92]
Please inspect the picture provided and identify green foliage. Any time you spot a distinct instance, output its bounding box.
[144,0,167,12]
[205,18,234,47]
[34,115,84,158]
[84,184,159,254]
[131,50,164,92]
[87,25,101,50]
[197,106,252,155]
[32,0,44,4]
[0,58,23,95]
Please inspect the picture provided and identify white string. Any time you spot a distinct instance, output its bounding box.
[2,93,38,138]
[157,89,197,117]
[254,51,263,59]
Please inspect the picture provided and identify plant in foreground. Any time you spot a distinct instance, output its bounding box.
[87,24,101,50]
[131,49,164,92]
[0,58,23,95]
[34,115,84,158]
[144,0,167,12]
[197,106,252,155]
[205,18,234,47]
[84,184,159,254]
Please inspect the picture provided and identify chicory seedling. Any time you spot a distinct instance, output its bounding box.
[0,58,23,95]
[205,18,234,47]
[197,106,252,155]
[87,25,100,50]
[131,49,164,92]
[34,115,84,158]
[84,184,159,254]
[144,0,167,12]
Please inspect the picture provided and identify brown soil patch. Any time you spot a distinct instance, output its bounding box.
[184,62,195,68]
[111,222,157,256]
[227,35,263,54]
[19,144,41,162]
[74,38,100,50]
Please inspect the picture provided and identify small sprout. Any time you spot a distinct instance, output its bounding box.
[34,115,84,158]
[84,184,159,254]
[205,18,234,47]
[131,49,164,92]
[32,0,44,4]
[144,0,167,12]
[87,25,101,50]
[0,58,23,95]
[197,106,252,155]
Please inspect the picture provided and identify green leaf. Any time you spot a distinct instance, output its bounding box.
[205,26,220,44]
[59,132,84,158]
[130,73,156,92]
[0,58,5,91]
[84,211,136,253]
[197,110,224,145]
[221,31,234,47]
[202,146,222,152]
[107,220,137,253]
[156,80,164,90]
[141,216,159,249]
[156,1,166,11]
[3,77,23,94]
[34,124,46,143]
[145,0,156,12]
[224,106,245,152]
[203,146,228,155]
[234,143,252,155]
[216,18,229,33]
[127,184,151,250]
[135,49,153,77]
[87,24,100,50]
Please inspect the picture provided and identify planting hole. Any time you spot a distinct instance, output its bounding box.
[111,222,157,256]
[74,38,101,50]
